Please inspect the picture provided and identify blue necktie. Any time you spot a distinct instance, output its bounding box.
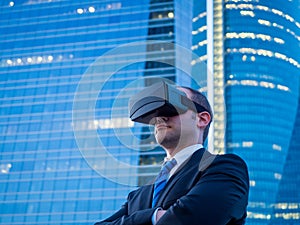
[152,158,177,207]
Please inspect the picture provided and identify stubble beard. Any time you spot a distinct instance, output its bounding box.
[155,128,180,150]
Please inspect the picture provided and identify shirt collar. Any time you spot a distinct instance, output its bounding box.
[165,144,203,165]
[164,144,203,178]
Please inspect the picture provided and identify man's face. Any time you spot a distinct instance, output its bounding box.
[153,88,199,151]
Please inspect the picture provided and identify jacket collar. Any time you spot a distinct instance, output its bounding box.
[154,148,207,207]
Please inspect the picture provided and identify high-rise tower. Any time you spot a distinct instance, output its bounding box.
[0,1,204,224]
[222,0,300,224]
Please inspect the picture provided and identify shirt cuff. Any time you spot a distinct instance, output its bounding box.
[151,207,162,225]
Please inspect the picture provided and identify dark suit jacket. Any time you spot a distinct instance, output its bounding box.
[95,148,249,225]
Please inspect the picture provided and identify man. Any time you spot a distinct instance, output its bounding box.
[95,83,249,225]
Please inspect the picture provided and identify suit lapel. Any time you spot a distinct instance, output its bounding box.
[130,149,211,211]
[144,185,154,208]
[130,184,153,211]
[155,148,206,206]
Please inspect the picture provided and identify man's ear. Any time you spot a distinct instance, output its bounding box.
[196,111,211,128]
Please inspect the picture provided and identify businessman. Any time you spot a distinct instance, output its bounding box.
[95,82,249,225]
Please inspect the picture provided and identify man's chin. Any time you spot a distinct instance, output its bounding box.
[155,136,180,150]
[155,129,167,139]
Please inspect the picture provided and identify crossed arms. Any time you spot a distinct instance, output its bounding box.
[95,154,249,225]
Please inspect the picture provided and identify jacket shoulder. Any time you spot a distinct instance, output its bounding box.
[215,153,248,169]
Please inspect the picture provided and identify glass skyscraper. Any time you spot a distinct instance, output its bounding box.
[222,0,300,224]
[0,0,299,225]
[0,0,204,224]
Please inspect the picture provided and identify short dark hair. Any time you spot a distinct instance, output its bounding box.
[181,86,213,142]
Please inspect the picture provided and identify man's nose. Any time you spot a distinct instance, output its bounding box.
[154,116,169,124]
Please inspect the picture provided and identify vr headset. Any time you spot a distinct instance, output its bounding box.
[129,81,207,124]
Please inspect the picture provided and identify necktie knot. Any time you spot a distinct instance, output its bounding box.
[160,158,177,176]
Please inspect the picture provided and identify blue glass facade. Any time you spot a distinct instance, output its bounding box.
[271,87,300,223]
[0,0,201,224]
[0,1,149,224]
[224,0,300,224]
[1,0,299,224]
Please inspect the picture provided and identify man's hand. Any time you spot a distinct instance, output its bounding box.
[156,209,167,222]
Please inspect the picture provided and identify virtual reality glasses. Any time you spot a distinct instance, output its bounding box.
[129,81,207,124]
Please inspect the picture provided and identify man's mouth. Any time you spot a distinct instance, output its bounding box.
[155,124,169,130]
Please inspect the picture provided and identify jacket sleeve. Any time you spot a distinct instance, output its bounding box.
[94,203,127,225]
[156,154,249,225]
[94,189,156,225]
